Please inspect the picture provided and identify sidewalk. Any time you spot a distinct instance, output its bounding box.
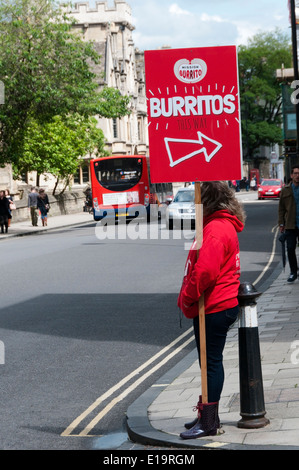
[0,211,93,239]
[126,268,299,450]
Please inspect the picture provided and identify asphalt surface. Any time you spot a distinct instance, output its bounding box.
[2,193,297,452]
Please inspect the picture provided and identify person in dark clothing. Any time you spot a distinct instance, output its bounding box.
[28,187,39,226]
[278,166,299,282]
[0,190,10,233]
[5,189,14,227]
[37,189,50,226]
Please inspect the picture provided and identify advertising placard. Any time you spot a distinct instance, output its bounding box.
[144,46,243,183]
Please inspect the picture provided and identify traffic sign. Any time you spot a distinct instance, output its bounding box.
[144,46,243,183]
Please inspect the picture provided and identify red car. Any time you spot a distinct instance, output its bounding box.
[257,179,283,200]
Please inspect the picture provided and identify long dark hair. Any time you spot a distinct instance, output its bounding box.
[201,181,246,224]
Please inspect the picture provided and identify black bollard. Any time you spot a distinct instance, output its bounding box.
[237,282,270,429]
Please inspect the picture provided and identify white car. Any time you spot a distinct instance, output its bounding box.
[166,186,195,229]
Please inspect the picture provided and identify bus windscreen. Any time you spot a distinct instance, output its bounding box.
[93,158,143,191]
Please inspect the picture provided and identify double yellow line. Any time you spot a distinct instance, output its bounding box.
[61,327,194,437]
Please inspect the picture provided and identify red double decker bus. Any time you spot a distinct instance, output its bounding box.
[90,155,172,222]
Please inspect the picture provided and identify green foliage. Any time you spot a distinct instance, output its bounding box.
[96,87,131,119]
[238,29,292,158]
[17,114,108,192]
[0,0,130,176]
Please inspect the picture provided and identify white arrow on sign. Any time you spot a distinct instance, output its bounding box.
[164,131,222,167]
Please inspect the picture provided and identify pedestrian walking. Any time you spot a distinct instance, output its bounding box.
[0,190,10,233]
[37,188,50,226]
[250,177,256,190]
[278,165,299,283]
[177,181,245,439]
[5,189,15,227]
[244,176,249,191]
[28,187,39,226]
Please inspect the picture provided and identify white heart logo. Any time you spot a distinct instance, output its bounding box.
[174,58,207,84]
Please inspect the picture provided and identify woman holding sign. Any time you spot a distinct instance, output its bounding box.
[178,181,245,439]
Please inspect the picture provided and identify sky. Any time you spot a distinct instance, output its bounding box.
[114,0,291,51]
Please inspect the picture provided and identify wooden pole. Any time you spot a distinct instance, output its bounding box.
[195,182,208,404]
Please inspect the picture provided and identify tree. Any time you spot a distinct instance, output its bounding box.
[0,0,130,169]
[20,114,109,194]
[238,29,292,159]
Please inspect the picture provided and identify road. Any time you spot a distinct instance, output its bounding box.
[0,198,281,450]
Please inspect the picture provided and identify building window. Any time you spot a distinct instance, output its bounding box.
[82,164,89,183]
[113,118,118,139]
[74,167,80,184]
[73,164,90,185]
[21,172,28,183]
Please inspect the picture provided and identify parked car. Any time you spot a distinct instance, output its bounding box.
[257,179,283,200]
[166,186,195,229]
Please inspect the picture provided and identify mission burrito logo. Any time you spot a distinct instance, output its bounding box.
[174,58,207,83]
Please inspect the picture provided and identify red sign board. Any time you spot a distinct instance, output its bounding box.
[144,46,243,183]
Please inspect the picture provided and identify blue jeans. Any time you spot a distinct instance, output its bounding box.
[193,305,239,402]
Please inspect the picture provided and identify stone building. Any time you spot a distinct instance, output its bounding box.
[64,0,149,187]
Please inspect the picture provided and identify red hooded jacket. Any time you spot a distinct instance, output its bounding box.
[177,210,244,318]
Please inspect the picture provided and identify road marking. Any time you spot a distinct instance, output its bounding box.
[253,225,279,286]
[203,441,229,448]
[61,327,194,437]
